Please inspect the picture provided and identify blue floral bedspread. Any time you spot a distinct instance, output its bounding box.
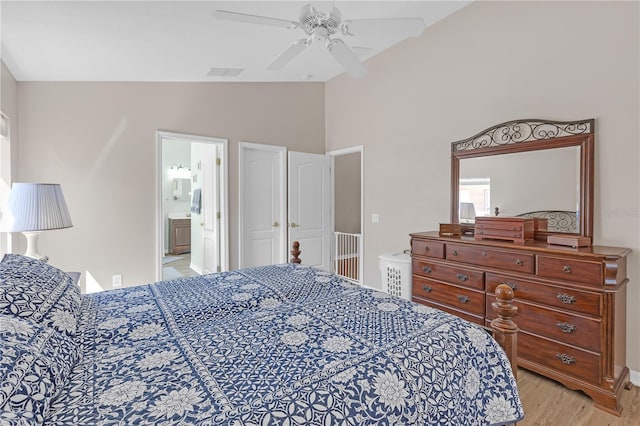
[46,264,524,425]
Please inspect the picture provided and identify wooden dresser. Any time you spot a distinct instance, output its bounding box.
[410,231,632,415]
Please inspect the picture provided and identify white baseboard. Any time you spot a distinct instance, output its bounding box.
[190,263,203,275]
[361,283,382,291]
[630,369,640,386]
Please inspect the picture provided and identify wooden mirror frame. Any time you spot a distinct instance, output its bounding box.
[450,118,595,239]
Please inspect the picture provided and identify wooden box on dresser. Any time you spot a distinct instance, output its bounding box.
[410,231,632,415]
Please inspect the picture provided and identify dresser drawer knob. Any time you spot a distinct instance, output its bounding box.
[457,295,470,303]
[424,246,430,252]
[456,273,468,282]
[422,266,432,274]
[556,353,576,365]
[515,259,524,266]
[422,285,432,293]
[557,293,576,304]
[452,250,458,256]
[503,281,517,291]
[482,251,487,257]
[557,321,577,334]
[562,265,572,273]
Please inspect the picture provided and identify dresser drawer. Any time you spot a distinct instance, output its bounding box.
[411,239,445,259]
[446,243,534,274]
[412,276,485,316]
[486,273,601,317]
[519,332,601,386]
[486,295,601,352]
[412,259,484,290]
[414,298,484,326]
[537,256,603,286]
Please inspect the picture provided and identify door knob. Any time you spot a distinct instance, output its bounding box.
[272,221,279,227]
[290,223,299,228]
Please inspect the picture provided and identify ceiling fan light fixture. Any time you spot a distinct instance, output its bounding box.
[311,27,329,42]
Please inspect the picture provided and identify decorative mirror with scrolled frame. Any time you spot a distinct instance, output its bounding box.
[450,118,594,240]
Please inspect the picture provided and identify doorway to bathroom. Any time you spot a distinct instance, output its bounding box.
[156,131,228,281]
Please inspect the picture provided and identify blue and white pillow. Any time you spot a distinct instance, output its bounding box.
[0,254,81,336]
[0,315,81,424]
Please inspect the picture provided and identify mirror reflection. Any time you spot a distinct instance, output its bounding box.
[458,146,580,233]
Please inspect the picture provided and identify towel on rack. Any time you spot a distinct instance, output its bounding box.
[191,188,202,214]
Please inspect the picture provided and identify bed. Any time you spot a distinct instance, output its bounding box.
[1,249,524,425]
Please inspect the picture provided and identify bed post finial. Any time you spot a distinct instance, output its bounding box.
[290,241,301,264]
[491,284,519,378]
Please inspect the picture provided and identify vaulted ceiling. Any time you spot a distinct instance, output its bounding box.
[1,1,469,82]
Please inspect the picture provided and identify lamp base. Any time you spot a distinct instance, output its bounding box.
[22,231,49,262]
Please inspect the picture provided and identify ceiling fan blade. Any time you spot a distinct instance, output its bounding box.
[213,10,299,30]
[267,39,310,71]
[341,17,425,38]
[326,39,366,79]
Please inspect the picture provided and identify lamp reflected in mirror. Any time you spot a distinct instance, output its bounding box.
[459,202,476,224]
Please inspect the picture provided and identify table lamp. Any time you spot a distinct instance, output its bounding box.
[0,183,73,261]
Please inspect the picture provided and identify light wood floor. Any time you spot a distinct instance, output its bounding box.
[517,369,639,425]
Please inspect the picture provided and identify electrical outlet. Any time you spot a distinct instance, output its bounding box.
[112,274,123,288]
[372,213,380,223]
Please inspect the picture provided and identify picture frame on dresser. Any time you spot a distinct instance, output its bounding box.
[410,118,633,416]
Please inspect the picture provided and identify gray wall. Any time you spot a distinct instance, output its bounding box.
[325,1,639,373]
[16,82,325,288]
[334,152,361,234]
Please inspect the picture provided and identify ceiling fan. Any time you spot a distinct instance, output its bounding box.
[213,4,425,78]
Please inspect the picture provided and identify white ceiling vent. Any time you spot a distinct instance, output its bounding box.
[206,68,244,77]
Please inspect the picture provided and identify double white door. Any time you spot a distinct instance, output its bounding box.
[240,143,330,270]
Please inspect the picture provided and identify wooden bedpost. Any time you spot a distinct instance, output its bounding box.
[491,284,519,378]
[290,241,301,264]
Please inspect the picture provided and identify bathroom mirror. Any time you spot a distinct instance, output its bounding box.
[172,178,191,201]
[450,119,595,239]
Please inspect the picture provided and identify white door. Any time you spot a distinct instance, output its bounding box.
[202,151,218,274]
[288,152,331,271]
[239,143,286,267]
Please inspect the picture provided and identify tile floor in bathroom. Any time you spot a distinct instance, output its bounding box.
[162,253,199,279]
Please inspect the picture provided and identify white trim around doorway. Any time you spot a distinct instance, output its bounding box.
[155,131,229,281]
[326,145,364,284]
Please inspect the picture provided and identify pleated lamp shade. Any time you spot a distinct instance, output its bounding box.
[1,183,72,260]
[2,183,73,232]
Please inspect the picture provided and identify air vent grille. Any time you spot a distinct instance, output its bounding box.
[207,68,244,77]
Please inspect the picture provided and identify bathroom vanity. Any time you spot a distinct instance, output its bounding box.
[169,217,191,254]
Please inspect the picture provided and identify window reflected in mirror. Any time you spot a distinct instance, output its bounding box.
[459,178,490,221]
